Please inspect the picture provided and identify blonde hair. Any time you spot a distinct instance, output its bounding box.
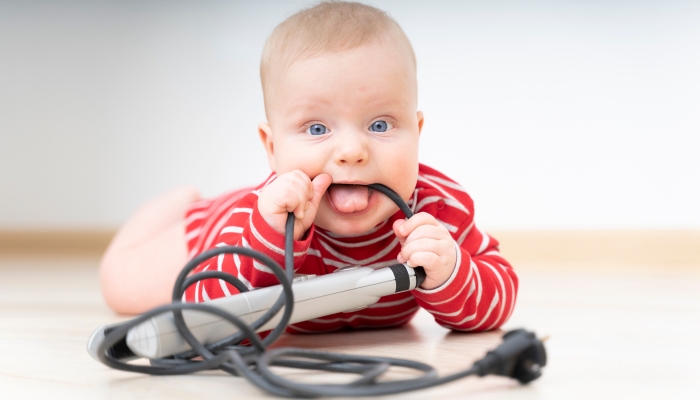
[260,1,416,111]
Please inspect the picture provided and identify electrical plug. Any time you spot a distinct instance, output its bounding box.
[472,329,548,384]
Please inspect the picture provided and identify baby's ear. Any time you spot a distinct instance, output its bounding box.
[258,122,276,171]
[417,111,425,135]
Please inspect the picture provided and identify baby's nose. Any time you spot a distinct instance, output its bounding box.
[334,133,369,166]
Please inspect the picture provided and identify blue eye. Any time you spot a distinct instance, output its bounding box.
[307,123,328,136]
[370,120,393,132]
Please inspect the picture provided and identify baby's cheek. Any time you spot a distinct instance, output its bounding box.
[383,143,419,197]
[274,140,328,175]
[392,165,419,200]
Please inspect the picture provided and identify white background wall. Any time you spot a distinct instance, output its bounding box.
[1,0,698,230]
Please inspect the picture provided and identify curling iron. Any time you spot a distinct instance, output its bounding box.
[89,263,424,360]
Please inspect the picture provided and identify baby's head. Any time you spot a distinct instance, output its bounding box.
[258,1,423,235]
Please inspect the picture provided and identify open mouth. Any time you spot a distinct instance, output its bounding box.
[326,184,376,215]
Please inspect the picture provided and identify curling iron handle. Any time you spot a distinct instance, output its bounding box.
[413,267,426,288]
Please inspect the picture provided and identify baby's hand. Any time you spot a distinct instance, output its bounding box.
[258,171,332,240]
[393,213,457,290]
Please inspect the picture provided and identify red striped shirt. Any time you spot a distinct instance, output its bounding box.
[184,164,517,333]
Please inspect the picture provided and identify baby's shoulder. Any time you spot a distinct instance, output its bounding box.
[414,164,474,226]
[186,186,258,219]
[186,174,276,220]
[183,177,271,255]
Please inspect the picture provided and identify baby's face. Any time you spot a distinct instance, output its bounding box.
[259,40,423,235]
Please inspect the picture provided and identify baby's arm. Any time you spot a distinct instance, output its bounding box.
[410,225,518,331]
[99,186,200,314]
[184,171,331,301]
[394,186,518,331]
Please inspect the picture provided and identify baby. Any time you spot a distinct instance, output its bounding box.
[100,2,517,333]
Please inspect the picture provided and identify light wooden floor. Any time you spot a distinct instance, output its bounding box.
[1,252,699,399]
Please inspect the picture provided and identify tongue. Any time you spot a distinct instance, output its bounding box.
[328,185,370,213]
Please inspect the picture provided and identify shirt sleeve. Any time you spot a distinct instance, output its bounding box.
[184,197,314,303]
[409,169,518,331]
[411,224,518,331]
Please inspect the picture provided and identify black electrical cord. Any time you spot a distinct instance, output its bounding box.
[96,183,547,397]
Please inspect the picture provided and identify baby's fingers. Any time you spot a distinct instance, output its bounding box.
[393,219,408,242]
[290,179,313,219]
[276,183,307,220]
[291,170,314,201]
[296,174,332,230]
[309,174,332,209]
[405,251,441,270]
[397,237,444,263]
[395,213,440,238]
